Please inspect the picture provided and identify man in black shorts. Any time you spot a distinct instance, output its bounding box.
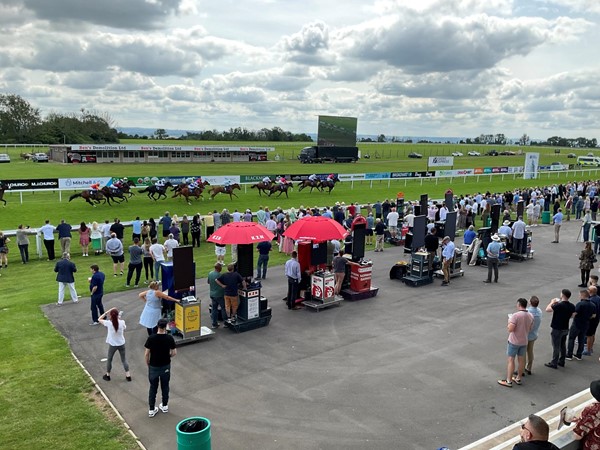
[105,233,124,276]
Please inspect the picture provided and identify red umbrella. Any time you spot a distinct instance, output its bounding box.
[206,222,274,245]
[283,216,348,242]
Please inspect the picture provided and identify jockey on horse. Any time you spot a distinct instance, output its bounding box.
[90,182,102,200]
[277,176,288,191]
[262,176,272,189]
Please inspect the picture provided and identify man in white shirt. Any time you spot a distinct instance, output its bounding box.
[512,216,527,255]
[439,203,449,221]
[39,220,56,260]
[404,209,416,230]
[163,234,179,261]
[386,208,400,238]
[149,238,166,282]
[265,215,277,234]
[231,210,242,222]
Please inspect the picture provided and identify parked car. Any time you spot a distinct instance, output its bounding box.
[486,150,499,156]
[467,151,481,156]
[0,153,10,163]
[451,152,463,157]
[499,151,516,155]
[567,153,577,158]
[408,152,423,159]
[32,152,49,162]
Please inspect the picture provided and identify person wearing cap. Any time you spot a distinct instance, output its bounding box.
[144,317,177,418]
[572,380,600,448]
[551,208,563,243]
[441,236,455,286]
[513,414,558,449]
[484,234,503,284]
[54,252,78,306]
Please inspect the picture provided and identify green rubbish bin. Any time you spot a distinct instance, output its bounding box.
[177,417,211,450]
[542,211,551,224]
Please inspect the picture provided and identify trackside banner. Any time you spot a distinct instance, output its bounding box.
[4,178,59,190]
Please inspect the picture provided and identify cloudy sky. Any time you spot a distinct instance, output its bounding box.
[0,0,598,139]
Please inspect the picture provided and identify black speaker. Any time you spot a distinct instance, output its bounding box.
[396,197,405,221]
[516,200,524,219]
[478,227,492,250]
[445,211,457,240]
[173,246,195,291]
[352,224,366,261]
[490,204,501,234]
[412,215,427,250]
[445,192,454,211]
[311,242,327,266]
[413,204,421,216]
[236,244,254,277]
[420,194,428,216]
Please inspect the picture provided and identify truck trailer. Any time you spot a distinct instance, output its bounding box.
[298,146,359,163]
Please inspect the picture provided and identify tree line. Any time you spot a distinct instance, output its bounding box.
[128,127,314,142]
[0,94,118,144]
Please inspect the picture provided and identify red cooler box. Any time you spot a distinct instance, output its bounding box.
[350,263,373,292]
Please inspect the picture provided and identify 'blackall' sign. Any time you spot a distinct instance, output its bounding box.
[428,156,454,167]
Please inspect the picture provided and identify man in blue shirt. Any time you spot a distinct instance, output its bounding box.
[256,240,272,280]
[89,264,105,325]
[566,289,597,360]
[483,234,502,284]
[284,251,302,309]
[441,236,455,286]
[552,208,563,243]
[56,219,72,254]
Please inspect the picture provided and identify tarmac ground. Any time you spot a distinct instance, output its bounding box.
[43,220,600,450]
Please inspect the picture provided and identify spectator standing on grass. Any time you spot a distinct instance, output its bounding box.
[212,210,221,231]
[126,238,143,288]
[54,252,78,306]
[145,318,176,418]
[106,233,125,277]
[142,238,153,284]
[40,219,56,260]
[110,218,124,242]
[132,217,142,242]
[88,264,105,325]
[169,221,180,243]
[191,215,202,247]
[180,215,189,245]
[158,212,172,238]
[149,238,165,282]
[498,298,533,388]
[90,221,103,255]
[56,219,72,254]
[102,219,112,249]
[79,222,90,257]
[98,307,131,383]
[16,224,30,264]
[163,234,179,261]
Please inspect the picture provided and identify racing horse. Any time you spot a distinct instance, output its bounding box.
[138,181,173,201]
[100,186,127,205]
[0,182,7,206]
[268,181,293,198]
[173,181,210,205]
[209,183,241,200]
[297,179,320,193]
[68,189,106,207]
[250,181,273,196]
[115,180,136,198]
[319,175,340,194]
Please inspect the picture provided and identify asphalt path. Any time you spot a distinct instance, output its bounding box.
[44,220,600,450]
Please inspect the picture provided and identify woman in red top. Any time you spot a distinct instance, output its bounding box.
[79,222,90,257]
[573,379,600,449]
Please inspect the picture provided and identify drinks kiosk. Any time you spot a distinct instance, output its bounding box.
[225,284,272,332]
[170,296,215,345]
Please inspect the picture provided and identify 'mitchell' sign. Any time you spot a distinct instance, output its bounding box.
[428,156,454,167]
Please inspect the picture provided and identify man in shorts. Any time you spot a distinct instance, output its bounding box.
[216,264,246,323]
[498,298,533,387]
[105,232,124,276]
[386,207,399,239]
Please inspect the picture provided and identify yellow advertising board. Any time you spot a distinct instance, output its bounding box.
[175,303,201,333]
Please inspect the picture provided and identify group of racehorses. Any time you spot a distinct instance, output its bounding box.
[0,176,340,207]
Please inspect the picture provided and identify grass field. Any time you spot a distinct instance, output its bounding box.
[0,141,599,449]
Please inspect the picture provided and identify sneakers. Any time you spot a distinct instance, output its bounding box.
[497,379,512,388]
[103,374,111,381]
[583,350,592,356]
[574,355,582,361]
[565,356,573,361]
[149,407,159,418]
[544,362,558,369]
[159,403,168,413]
[210,324,219,329]
[89,322,99,326]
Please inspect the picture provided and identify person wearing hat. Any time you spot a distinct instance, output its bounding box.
[572,380,600,448]
[144,318,177,418]
[513,414,559,449]
[498,220,513,239]
[484,234,503,284]
[441,236,455,286]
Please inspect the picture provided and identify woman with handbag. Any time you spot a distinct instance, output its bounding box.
[579,241,595,287]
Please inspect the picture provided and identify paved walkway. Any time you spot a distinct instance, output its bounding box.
[44,221,600,450]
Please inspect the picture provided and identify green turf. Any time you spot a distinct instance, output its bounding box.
[0,141,598,449]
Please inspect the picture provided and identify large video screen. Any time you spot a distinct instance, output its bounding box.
[317,116,357,147]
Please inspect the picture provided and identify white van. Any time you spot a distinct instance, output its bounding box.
[577,156,600,166]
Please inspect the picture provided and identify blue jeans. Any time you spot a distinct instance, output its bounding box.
[595,235,600,254]
[257,254,269,278]
[567,323,588,358]
[583,223,591,242]
[210,296,227,326]
[154,261,163,281]
[148,364,171,410]
[90,294,104,323]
